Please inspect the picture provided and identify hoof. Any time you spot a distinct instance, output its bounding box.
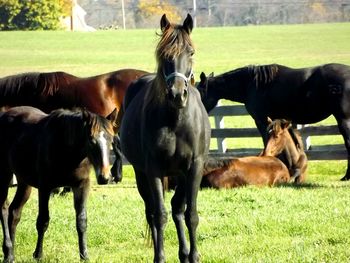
[340,175,350,181]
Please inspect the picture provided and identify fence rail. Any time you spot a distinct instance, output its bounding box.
[209,104,347,160]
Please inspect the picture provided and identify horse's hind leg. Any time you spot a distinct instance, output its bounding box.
[334,116,350,180]
[33,188,51,259]
[0,172,13,262]
[171,175,189,263]
[110,134,123,183]
[8,182,32,252]
[72,180,90,260]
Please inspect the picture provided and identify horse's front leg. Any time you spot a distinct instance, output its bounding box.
[334,116,350,180]
[72,180,90,260]
[171,176,189,262]
[33,188,51,260]
[185,158,204,263]
[254,116,269,146]
[110,134,123,183]
[147,167,167,263]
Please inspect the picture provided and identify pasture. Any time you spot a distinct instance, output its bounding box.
[1,22,350,262]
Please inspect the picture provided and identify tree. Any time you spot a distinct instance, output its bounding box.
[0,0,64,30]
[136,0,181,27]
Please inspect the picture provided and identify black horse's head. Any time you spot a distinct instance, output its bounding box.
[82,110,115,185]
[155,14,195,108]
[197,72,217,112]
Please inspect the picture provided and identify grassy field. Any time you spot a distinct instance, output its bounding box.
[1,23,350,262]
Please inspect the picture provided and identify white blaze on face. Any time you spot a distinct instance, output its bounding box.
[97,131,109,169]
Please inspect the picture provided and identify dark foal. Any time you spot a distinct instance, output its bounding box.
[262,118,308,183]
[0,106,115,262]
[120,14,210,263]
[0,68,148,183]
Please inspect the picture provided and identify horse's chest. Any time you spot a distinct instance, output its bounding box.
[153,127,192,160]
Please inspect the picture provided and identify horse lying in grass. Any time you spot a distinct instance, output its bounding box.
[262,118,308,184]
[200,156,290,189]
[0,106,115,262]
[197,63,350,181]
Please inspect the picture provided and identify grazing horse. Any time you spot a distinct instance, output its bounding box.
[0,68,148,182]
[200,156,290,189]
[196,63,350,180]
[262,118,308,183]
[0,106,115,262]
[120,14,210,263]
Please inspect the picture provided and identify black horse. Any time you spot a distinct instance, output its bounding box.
[0,106,115,262]
[120,14,210,263]
[197,63,350,180]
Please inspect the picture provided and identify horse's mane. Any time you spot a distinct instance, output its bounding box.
[0,72,75,100]
[288,127,304,151]
[144,22,194,110]
[0,72,40,97]
[39,72,75,96]
[248,64,279,89]
[42,109,114,145]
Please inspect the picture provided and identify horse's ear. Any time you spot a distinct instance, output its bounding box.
[267,117,273,124]
[106,108,118,122]
[208,72,214,78]
[281,119,292,129]
[160,14,170,32]
[183,13,193,34]
[200,72,207,83]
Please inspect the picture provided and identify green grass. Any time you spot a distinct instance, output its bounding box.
[1,23,350,262]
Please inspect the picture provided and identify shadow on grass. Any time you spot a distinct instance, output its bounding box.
[277,181,350,189]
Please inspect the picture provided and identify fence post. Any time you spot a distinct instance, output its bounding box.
[214,101,227,153]
[296,124,311,150]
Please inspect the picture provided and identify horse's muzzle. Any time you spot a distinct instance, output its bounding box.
[97,170,112,185]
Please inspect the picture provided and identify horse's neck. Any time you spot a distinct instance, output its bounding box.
[284,135,301,166]
[213,68,251,103]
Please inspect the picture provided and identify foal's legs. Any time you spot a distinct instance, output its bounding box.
[171,176,189,262]
[110,134,123,183]
[0,172,13,262]
[72,180,90,260]
[33,188,51,259]
[334,116,350,180]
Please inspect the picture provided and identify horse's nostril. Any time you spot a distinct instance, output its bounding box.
[183,88,188,100]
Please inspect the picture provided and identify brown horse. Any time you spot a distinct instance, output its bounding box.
[0,106,115,262]
[262,118,308,183]
[200,156,290,189]
[0,68,148,182]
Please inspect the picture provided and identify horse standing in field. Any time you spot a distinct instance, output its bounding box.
[0,68,148,182]
[0,106,115,262]
[197,63,350,180]
[262,118,308,183]
[200,156,290,189]
[120,14,210,263]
